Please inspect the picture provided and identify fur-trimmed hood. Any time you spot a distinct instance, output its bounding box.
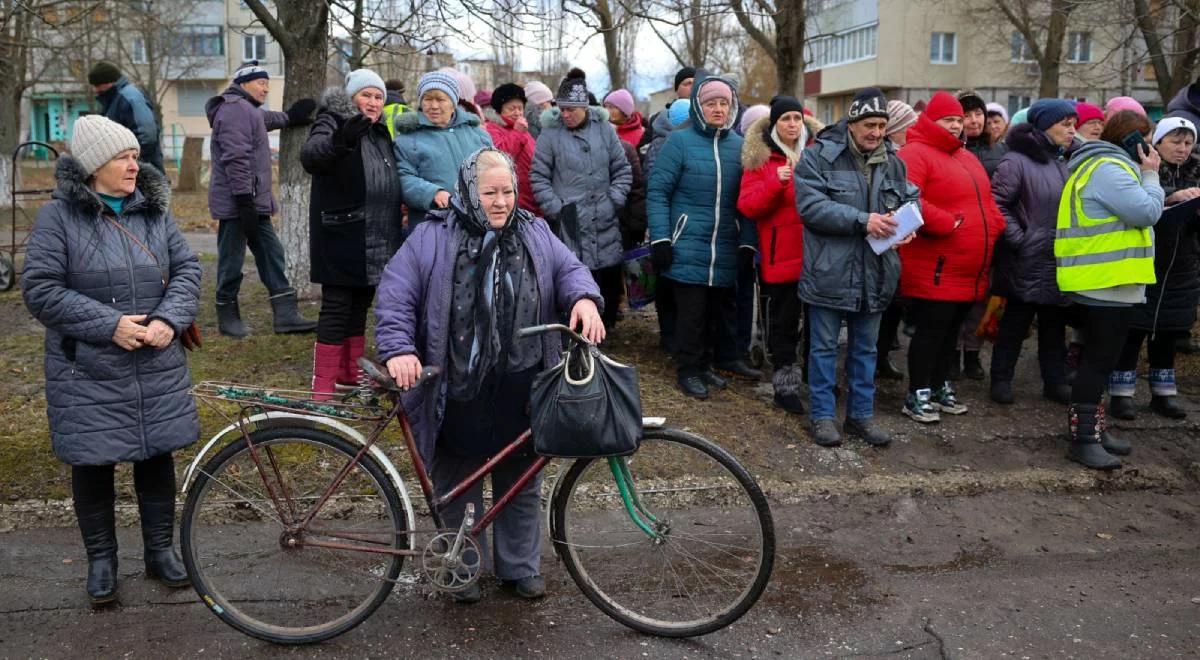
[740,116,776,170]
[539,105,610,129]
[393,105,481,133]
[318,86,359,118]
[52,155,170,219]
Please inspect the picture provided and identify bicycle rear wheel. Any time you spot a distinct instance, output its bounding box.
[181,426,405,644]
[550,427,774,637]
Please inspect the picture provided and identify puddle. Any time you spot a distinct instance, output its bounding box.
[883,544,1002,575]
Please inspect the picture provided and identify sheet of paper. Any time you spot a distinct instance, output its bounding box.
[866,202,924,255]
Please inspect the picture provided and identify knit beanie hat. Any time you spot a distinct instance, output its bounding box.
[1074,102,1104,126]
[71,115,140,176]
[847,87,888,123]
[885,99,917,136]
[1105,96,1146,118]
[924,91,965,121]
[1153,116,1198,145]
[438,68,476,105]
[524,81,553,107]
[233,60,269,85]
[1010,107,1030,127]
[557,68,590,108]
[603,89,636,117]
[345,69,386,98]
[87,61,122,86]
[490,83,526,113]
[985,102,1009,123]
[668,98,691,126]
[957,90,986,115]
[769,95,805,126]
[1027,98,1077,131]
[674,67,697,92]
[417,71,460,106]
[474,90,492,109]
[696,79,733,106]
[740,104,770,134]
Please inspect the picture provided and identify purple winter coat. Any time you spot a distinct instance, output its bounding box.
[989,123,1070,306]
[205,84,290,219]
[1166,83,1200,129]
[374,208,603,467]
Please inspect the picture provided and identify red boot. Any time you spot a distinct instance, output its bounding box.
[312,343,342,401]
[338,335,366,391]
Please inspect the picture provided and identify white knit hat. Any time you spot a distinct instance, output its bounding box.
[70,115,140,175]
[1153,116,1197,145]
[346,68,386,98]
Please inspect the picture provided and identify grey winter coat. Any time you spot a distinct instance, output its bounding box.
[642,109,677,179]
[205,84,290,219]
[794,120,919,313]
[989,123,1070,306]
[531,107,633,269]
[301,87,404,287]
[21,157,201,466]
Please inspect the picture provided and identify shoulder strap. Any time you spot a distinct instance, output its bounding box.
[105,216,166,286]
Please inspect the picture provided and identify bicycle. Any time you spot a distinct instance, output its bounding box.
[179,324,775,645]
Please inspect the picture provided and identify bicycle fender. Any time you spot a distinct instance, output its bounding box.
[180,411,417,549]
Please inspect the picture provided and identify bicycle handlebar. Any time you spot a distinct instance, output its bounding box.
[516,323,590,346]
[357,357,440,393]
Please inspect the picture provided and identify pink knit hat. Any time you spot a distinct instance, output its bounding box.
[603,89,635,117]
[524,81,553,107]
[1104,96,1146,118]
[696,79,733,105]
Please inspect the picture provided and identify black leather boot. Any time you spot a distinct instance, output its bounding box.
[1108,395,1137,421]
[269,289,318,334]
[1097,402,1131,456]
[215,300,249,338]
[677,375,709,400]
[1150,395,1187,419]
[875,354,904,380]
[75,499,118,606]
[138,492,190,588]
[1066,404,1121,470]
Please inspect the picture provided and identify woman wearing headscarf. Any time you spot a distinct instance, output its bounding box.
[302,69,404,397]
[896,92,1005,424]
[988,99,1078,406]
[648,74,758,399]
[530,68,632,330]
[393,71,493,229]
[1056,110,1163,469]
[738,95,808,414]
[375,148,603,604]
[22,115,201,605]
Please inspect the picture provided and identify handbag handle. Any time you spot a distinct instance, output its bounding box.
[563,343,596,386]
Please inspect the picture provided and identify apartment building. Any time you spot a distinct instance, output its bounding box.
[803,0,1165,125]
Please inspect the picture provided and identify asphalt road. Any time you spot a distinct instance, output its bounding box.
[2,488,1198,659]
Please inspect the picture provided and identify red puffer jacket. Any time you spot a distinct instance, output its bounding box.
[897,113,1006,302]
[615,112,646,147]
[736,117,803,283]
[485,111,542,216]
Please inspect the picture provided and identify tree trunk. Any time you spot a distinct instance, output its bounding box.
[1037,0,1072,98]
[774,0,804,99]
[595,0,624,90]
[0,7,30,209]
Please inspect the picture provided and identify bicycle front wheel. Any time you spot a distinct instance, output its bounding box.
[550,427,775,637]
[181,426,406,644]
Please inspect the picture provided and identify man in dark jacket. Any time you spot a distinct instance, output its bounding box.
[795,87,919,448]
[206,60,317,337]
[88,61,163,172]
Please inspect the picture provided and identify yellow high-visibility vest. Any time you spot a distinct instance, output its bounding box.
[382,103,408,139]
[1055,156,1156,292]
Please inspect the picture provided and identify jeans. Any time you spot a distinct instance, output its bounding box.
[989,298,1068,385]
[317,285,375,345]
[1072,304,1133,403]
[907,299,972,392]
[807,305,882,421]
[216,215,291,302]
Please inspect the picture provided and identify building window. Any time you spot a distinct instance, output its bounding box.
[243,33,267,62]
[132,37,148,64]
[930,32,956,65]
[1010,32,1035,63]
[804,22,878,70]
[177,83,215,117]
[170,25,224,58]
[1007,94,1033,118]
[1067,31,1092,63]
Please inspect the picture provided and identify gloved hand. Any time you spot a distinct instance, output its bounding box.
[286,98,317,126]
[651,242,673,273]
[738,246,756,273]
[334,114,373,148]
[234,193,261,243]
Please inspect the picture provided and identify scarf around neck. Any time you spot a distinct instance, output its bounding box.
[770,125,802,166]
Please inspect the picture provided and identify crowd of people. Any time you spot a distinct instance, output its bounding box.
[19,57,1200,606]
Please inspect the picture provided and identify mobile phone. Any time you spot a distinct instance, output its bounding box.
[1120,131,1148,163]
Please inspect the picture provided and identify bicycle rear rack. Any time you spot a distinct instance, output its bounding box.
[192,381,389,422]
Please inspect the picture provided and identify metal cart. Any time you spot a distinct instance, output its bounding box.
[2,141,59,291]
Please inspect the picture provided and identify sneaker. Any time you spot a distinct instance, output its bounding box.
[903,389,941,423]
[677,375,709,400]
[931,382,968,415]
[844,417,891,447]
[810,419,842,447]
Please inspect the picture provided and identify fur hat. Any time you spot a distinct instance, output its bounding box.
[490,83,526,113]
[70,115,140,176]
[556,68,590,108]
[87,61,122,86]
[847,87,888,123]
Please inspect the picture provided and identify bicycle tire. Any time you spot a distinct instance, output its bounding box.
[181,426,405,644]
[550,427,775,637]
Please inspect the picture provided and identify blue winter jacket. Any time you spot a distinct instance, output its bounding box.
[392,109,492,227]
[96,76,163,172]
[647,76,755,288]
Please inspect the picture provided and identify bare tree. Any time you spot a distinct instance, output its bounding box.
[635,0,725,69]
[728,0,805,98]
[1132,0,1200,105]
[564,0,639,89]
[994,0,1077,98]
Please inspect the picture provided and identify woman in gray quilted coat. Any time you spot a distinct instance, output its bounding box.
[21,115,201,607]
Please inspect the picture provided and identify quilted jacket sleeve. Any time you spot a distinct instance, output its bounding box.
[21,205,123,344]
[530,132,564,220]
[646,133,685,244]
[374,223,431,362]
[212,103,256,198]
[149,218,201,334]
[606,129,633,211]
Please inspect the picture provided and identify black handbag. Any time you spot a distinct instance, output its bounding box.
[529,342,643,458]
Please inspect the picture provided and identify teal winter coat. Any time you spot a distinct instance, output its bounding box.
[647,76,755,288]
[393,108,492,227]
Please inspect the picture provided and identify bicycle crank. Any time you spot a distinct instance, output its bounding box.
[421,504,482,592]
